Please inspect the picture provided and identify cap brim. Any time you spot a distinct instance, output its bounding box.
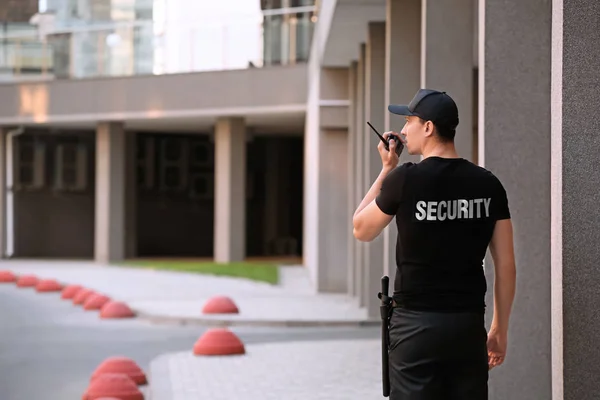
[388,104,414,116]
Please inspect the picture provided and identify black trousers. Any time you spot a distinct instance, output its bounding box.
[388,307,489,400]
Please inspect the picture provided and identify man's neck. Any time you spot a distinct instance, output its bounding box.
[422,141,459,159]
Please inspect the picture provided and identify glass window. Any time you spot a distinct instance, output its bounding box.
[261,0,283,10]
[291,0,315,6]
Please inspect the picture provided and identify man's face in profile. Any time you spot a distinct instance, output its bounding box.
[401,116,426,155]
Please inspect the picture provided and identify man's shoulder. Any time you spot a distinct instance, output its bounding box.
[444,159,501,179]
[462,160,498,177]
[387,162,417,178]
[398,161,418,169]
[458,163,509,196]
[411,158,506,187]
[399,158,501,179]
[466,162,505,185]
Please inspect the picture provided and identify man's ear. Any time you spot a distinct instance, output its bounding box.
[424,121,434,137]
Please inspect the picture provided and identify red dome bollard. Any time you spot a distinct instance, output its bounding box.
[201,296,239,314]
[0,270,17,283]
[193,328,246,356]
[84,294,111,311]
[82,373,144,400]
[73,289,95,305]
[36,279,63,292]
[91,356,147,385]
[61,284,83,299]
[100,302,135,319]
[16,275,38,288]
[61,284,82,299]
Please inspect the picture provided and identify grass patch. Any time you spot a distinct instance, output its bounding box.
[116,260,279,285]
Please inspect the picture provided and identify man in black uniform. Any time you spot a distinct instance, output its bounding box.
[353,89,516,399]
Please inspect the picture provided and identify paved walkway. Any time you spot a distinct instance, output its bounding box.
[0,260,375,326]
[149,339,383,400]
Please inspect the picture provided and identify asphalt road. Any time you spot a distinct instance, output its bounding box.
[0,284,378,400]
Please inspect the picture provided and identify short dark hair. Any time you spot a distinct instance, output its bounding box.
[417,117,456,142]
[432,111,458,142]
[434,124,456,142]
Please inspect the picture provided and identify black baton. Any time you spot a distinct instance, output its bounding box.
[378,276,392,397]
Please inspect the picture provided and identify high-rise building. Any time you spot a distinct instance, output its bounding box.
[261,0,316,65]
[0,0,40,80]
[41,0,155,78]
[44,0,152,22]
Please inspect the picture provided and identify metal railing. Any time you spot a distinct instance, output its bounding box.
[0,5,317,81]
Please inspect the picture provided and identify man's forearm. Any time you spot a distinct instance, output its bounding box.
[353,167,392,219]
[491,263,516,334]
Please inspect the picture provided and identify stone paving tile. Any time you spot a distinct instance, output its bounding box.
[149,339,383,400]
[0,261,371,325]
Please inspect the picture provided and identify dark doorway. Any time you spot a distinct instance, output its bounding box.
[12,129,96,258]
[134,133,304,259]
[247,135,304,257]
[135,133,215,257]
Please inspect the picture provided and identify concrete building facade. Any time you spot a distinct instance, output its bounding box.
[301,1,600,399]
[0,0,598,398]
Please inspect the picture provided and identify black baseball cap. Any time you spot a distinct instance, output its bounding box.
[388,89,459,131]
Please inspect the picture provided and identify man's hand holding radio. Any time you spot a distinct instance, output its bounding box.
[378,131,404,172]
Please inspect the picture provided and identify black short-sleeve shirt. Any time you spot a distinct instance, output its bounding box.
[376,156,511,313]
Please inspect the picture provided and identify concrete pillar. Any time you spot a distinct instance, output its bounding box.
[479,0,551,398]
[383,0,422,280]
[362,22,386,318]
[95,122,126,263]
[213,117,246,263]
[347,61,358,297]
[551,2,600,399]
[0,128,5,258]
[304,62,350,293]
[385,0,422,144]
[421,0,474,161]
[304,58,321,288]
[355,43,366,304]
[316,67,351,293]
[317,128,349,292]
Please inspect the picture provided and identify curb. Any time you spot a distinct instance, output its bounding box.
[147,353,173,400]
[0,267,379,329]
[134,311,380,328]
